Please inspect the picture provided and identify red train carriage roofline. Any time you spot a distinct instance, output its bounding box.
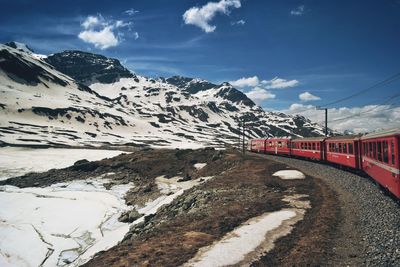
[292,136,327,142]
[360,128,400,140]
[325,134,362,142]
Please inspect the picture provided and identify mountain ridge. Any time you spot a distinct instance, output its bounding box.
[0,42,332,149]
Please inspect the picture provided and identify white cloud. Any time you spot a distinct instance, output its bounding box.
[231,19,246,25]
[82,15,101,29]
[299,92,321,101]
[115,20,131,28]
[290,5,305,16]
[245,87,276,104]
[284,103,400,133]
[230,76,259,87]
[78,26,119,50]
[78,14,136,49]
[183,0,241,33]
[261,77,299,89]
[124,8,139,16]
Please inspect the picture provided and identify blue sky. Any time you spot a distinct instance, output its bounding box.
[1,0,399,132]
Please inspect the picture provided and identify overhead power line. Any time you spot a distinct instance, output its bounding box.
[314,97,400,124]
[322,72,400,107]
[292,71,400,115]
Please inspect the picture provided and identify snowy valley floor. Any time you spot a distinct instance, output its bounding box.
[0,148,340,266]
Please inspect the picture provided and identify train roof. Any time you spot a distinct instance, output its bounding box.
[360,128,400,140]
[325,134,362,141]
[292,136,326,142]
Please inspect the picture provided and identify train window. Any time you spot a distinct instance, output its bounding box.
[317,143,320,150]
[369,142,372,157]
[377,142,382,161]
[383,141,389,164]
[343,143,347,154]
[368,142,372,157]
[338,143,342,153]
[312,143,316,150]
[308,143,311,150]
[391,140,395,165]
[372,142,376,159]
[278,141,282,148]
[349,143,354,154]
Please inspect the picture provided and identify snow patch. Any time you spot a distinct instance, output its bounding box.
[185,210,296,267]
[0,147,126,181]
[185,194,311,267]
[273,170,305,180]
[0,179,133,267]
[137,176,213,217]
[193,163,207,170]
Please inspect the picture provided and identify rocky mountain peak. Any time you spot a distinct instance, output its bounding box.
[0,43,332,149]
[166,76,216,94]
[45,50,134,85]
[215,85,255,108]
[0,44,69,87]
[5,41,34,54]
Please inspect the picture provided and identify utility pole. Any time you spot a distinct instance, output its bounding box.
[237,117,242,151]
[242,120,245,155]
[238,121,241,150]
[316,106,328,136]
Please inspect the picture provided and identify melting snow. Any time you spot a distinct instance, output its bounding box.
[185,210,297,267]
[0,179,133,267]
[185,194,311,267]
[272,170,305,180]
[137,176,213,218]
[193,163,207,170]
[0,147,126,181]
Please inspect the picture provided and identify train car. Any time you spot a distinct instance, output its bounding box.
[291,137,326,160]
[250,139,267,153]
[264,138,291,155]
[360,129,400,198]
[325,135,362,169]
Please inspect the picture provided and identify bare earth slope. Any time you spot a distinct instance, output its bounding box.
[1,148,340,266]
[6,149,396,266]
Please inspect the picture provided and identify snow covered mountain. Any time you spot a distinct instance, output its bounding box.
[0,43,329,149]
[45,50,134,85]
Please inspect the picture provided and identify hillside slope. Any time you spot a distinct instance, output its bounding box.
[0,44,328,148]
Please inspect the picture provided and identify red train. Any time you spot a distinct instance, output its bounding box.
[249,129,400,199]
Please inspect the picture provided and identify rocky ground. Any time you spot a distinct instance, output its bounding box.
[254,153,400,267]
[2,148,397,266]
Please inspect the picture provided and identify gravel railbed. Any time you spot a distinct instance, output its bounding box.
[251,153,400,267]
